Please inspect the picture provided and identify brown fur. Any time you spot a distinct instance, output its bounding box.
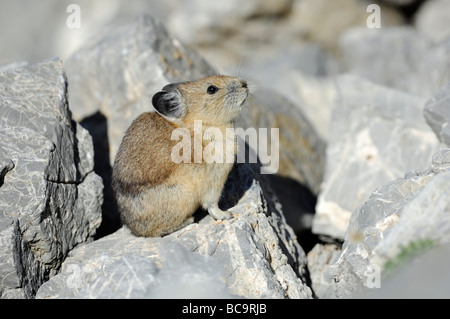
[112,76,248,237]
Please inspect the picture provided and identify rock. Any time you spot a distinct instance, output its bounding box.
[283,74,337,143]
[327,149,450,298]
[37,241,235,299]
[292,0,403,52]
[313,75,440,240]
[239,42,338,142]
[168,0,293,45]
[357,243,450,298]
[414,0,450,44]
[0,0,173,66]
[424,81,450,147]
[37,163,313,299]
[306,243,341,298]
[338,27,450,98]
[0,57,103,298]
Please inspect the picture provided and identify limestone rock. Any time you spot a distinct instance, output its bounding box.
[0,1,173,66]
[306,243,341,298]
[313,75,440,240]
[338,27,450,98]
[292,0,403,52]
[424,81,450,147]
[415,0,450,44]
[240,42,338,142]
[36,163,312,299]
[37,241,235,299]
[0,58,103,298]
[167,0,293,45]
[357,243,450,299]
[327,149,450,298]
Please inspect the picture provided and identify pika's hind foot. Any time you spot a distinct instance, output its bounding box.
[207,206,232,220]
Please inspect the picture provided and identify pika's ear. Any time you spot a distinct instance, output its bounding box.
[152,91,183,121]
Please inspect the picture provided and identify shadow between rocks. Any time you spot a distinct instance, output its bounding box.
[265,174,319,254]
[80,112,121,239]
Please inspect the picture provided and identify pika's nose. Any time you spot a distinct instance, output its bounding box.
[240,79,248,88]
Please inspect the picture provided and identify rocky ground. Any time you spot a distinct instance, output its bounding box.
[1,0,450,299]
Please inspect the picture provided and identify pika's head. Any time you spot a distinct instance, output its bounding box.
[152,76,248,126]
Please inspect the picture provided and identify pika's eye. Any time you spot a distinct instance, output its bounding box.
[207,85,219,95]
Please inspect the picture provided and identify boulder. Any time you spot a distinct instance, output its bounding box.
[240,42,338,143]
[167,0,293,46]
[313,75,440,240]
[414,0,450,44]
[357,243,450,298]
[327,149,450,298]
[36,240,235,299]
[0,58,103,298]
[0,0,172,66]
[291,0,403,52]
[306,243,341,298]
[338,27,450,98]
[424,81,450,147]
[37,163,313,299]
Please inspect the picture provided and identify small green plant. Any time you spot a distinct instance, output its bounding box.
[383,238,436,277]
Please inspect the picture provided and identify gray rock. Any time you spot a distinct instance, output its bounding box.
[0,57,103,298]
[306,243,341,298]
[0,0,172,66]
[38,242,234,299]
[357,243,450,299]
[291,0,403,52]
[313,75,440,240]
[424,81,450,147]
[238,42,338,142]
[327,149,450,298]
[168,0,293,45]
[338,27,450,98]
[37,163,313,299]
[415,0,450,44]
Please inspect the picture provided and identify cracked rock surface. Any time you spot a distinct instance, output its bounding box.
[36,163,312,299]
[0,58,103,298]
[324,149,450,298]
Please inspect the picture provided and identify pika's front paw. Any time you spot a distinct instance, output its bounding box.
[208,207,232,220]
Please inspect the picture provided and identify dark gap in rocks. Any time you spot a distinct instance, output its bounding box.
[80,111,121,239]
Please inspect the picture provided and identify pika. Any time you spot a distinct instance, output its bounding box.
[112,76,248,237]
